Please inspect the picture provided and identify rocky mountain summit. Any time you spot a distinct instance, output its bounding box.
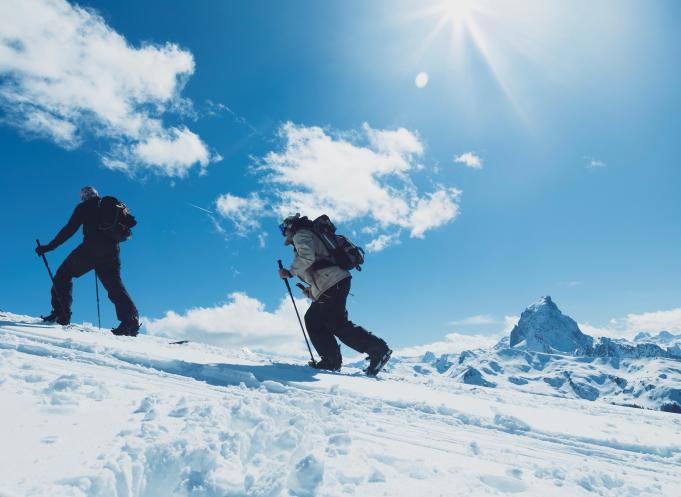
[509,296,593,354]
[407,297,681,413]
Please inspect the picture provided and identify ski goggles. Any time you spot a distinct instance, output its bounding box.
[278,222,289,236]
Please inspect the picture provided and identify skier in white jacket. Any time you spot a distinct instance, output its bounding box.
[278,214,392,375]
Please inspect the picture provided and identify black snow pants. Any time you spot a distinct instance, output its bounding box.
[51,243,138,323]
[304,277,388,361]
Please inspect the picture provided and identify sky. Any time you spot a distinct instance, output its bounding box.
[1,0,680,357]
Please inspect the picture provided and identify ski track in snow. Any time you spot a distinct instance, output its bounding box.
[1,313,680,497]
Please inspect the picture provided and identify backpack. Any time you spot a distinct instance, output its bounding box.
[310,215,365,271]
[98,196,137,243]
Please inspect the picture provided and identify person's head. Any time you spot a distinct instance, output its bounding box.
[279,213,301,245]
[80,186,99,202]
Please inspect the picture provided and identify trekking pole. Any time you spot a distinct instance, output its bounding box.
[278,259,316,363]
[36,239,67,320]
[94,270,101,330]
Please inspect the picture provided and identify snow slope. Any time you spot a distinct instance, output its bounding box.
[1,312,681,497]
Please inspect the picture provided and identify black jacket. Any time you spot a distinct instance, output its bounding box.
[47,197,115,251]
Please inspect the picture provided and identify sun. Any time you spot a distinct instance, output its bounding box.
[409,0,526,118]
[441,0,478,23]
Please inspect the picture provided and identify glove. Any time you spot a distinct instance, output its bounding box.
[35,244,52,256]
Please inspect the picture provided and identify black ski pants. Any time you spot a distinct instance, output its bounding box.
[51,243,138,323]
[304,277,388,361]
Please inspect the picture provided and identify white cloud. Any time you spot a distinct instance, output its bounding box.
[363,123,424,158]
[215,193,268,235]
[453,152,483,169]
[408,188,461,238]
[222,122,461,244]
[503,315,519,333]
[397,332,501,357]
[585,157,607,169]
[142,292,312,357]
[0,0,217,177]
[450,314,499,326]
[131,127,212,176]
[365,233,401,253]
[580,307,681,340]
[623,308,681,333]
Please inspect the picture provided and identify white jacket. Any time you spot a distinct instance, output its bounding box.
[290,229,350,299]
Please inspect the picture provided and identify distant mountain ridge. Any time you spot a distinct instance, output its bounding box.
[397,296,681,413]
[508,296,680,360]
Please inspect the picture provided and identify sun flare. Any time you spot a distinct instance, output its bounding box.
[410,0,527,118]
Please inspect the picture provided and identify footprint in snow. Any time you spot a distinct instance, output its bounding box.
[326,433,352,456]
[479,475,528,493]
[288,454,324,497]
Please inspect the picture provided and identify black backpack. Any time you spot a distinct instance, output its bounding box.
[98,196,137,243]
[310,215,365,271]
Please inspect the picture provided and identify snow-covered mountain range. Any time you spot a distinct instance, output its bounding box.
[396,296,681,413]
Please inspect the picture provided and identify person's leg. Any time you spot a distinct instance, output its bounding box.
[304,301,341,366]
[51,244,94,323]
[324,278,389,356]
[95,250,138,325]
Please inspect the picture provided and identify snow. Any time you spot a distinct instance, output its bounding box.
[2,311,681,496]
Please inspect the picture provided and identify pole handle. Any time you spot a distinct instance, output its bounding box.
[277,259,284,269]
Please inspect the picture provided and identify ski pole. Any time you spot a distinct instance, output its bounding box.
[36,239,67,320]
[94,270,101,330]
[278,259,316,363]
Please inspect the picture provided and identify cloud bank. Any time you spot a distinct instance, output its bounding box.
[0,0,218,177]
[143,292,312,357]
[581,307,681,339]
[216,122,462,251]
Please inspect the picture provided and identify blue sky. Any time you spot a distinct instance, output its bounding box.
[1,0,680,355]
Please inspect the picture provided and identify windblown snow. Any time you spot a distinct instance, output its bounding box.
[1,310,680,497]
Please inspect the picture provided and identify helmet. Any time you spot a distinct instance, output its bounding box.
[278,213,301,236]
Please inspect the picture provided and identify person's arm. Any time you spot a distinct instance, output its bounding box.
[289,230,317,276]
[46,204,84,250]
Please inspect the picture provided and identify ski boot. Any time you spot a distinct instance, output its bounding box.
[365,348,392,377]
[111,320,140,337]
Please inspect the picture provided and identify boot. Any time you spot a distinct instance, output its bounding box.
[309,355,342,371]
[365,348,392,377]
[111,320,140,337]
[42,311,70,326]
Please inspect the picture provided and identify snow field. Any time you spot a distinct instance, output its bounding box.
[1,313,680,496]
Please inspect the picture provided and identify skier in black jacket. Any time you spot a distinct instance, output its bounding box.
[35,186,140,336]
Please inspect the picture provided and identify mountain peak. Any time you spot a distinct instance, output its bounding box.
[528,295,557,311]
[509,296,593,355]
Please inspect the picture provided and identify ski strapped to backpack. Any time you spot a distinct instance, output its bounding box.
[310,215,365,271]
[98,196,137,243]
